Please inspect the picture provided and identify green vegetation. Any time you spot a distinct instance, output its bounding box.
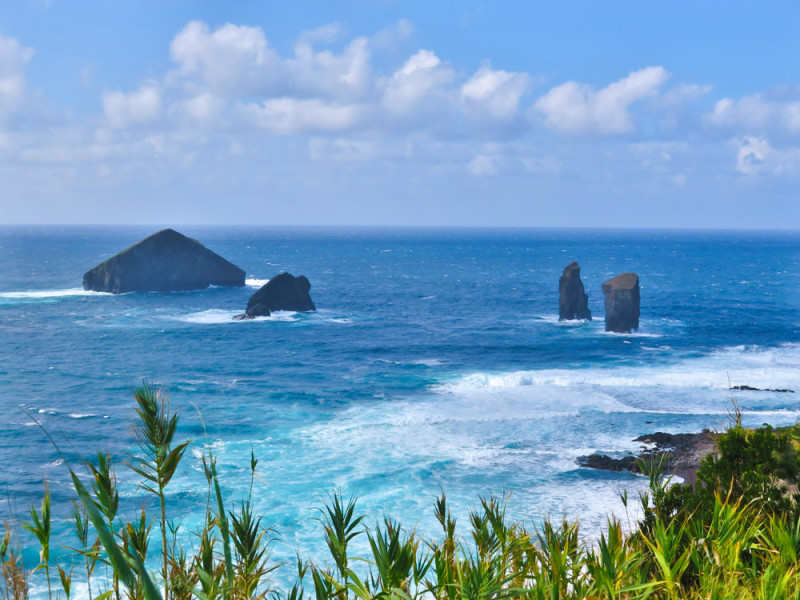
[3,384,800,599]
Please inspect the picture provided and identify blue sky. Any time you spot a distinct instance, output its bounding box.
[1,1,798,228]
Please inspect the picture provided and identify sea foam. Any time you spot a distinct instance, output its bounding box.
[0,288,110,300]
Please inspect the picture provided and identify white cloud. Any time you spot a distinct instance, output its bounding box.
[461,64,529,122]
[534,66,670,135]
[708,93,800,136]
[173,93,225,126]
[736,137,768,175]
[102,83,161,128]
[287,36,372,100]
[734,136,800,177]
[170,21,282,96]
[382,50,454,116]
[0,34,34,123]
[239,98,367,134]
[170,21,374,102]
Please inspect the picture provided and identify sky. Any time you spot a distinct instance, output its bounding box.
[1,1,799,228]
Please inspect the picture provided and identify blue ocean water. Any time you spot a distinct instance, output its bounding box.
[1,226,799,590]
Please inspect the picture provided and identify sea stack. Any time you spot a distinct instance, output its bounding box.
[602,273,640,333]
[235,272,316,319]
[83,229,246,294]
[558,262,591,321]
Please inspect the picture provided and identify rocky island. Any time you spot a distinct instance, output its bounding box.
[558,261,591,320]
[602,272,640,333]
[234,272,316,319]
[83,229,246,294]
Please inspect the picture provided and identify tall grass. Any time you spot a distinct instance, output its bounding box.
[5,384,800,600]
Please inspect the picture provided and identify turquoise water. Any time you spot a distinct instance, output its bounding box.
[2,226,799,590]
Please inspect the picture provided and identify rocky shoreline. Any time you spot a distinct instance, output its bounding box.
[578,430,718,485]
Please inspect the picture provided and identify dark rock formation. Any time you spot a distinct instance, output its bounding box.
[731,385,794,393]
[602,272,640,333]
[234,272,316,319]
[578,453,639,472]
[558,262,591,321]
[83,229,246,294]
[578,430,718,485]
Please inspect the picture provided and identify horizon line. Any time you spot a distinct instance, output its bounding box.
[1,223,799,234]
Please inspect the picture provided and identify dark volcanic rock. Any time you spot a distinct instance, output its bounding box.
[559,262,592,321]
[602,272,640,333]
[83,229,245,294]
[236,272,316,319]
[731,385,794,393]
[577,454,640,472]
[578,430,718,485]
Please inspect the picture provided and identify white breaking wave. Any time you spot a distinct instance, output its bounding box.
[601,331,664,338]
[442,343,800,393]
[0,288,110,299]
[178,309,240,324]
[246,278,269,287]
[177,309,298,324]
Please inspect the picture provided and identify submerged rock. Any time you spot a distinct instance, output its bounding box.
[558,261,591,321]
[235,272,316,319]
[83,229,245,294]
[602,272,640,333]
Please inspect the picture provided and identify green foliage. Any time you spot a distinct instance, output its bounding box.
[23,483,52,600]
[9,387,800,600]
[318,491,364,588]
[655,424,800,527]
[130,382,191,600]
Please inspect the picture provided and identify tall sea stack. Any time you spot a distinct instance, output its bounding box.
[83,229,246,294]
[602,273,640,333]
[559,262,591,321]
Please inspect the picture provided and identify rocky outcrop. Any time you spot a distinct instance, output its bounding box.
[83,229,246,294]
[602,273,640,333]
[559,262,591,321]
[234,272,316,319]
[578,430,718,485]
[731,385,794,393]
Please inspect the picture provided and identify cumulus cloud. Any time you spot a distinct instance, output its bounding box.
[382,50,454,117]
[172,93,225,126]
[734,136,800,177]
[170,20,372,101]
[170,21,282,96]
[0,34,34,123]
[461,64,530,123]
[533,66,670,135]
[707,93,800,137]
[287,36,372,100]
[239,98,367,135]
[102,83,161,128]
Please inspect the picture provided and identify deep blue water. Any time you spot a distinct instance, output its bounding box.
[1,226,799,592]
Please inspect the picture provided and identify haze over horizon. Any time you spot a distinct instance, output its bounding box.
[1,1,799,229]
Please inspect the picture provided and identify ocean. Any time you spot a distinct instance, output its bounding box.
[1,226,799,590]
